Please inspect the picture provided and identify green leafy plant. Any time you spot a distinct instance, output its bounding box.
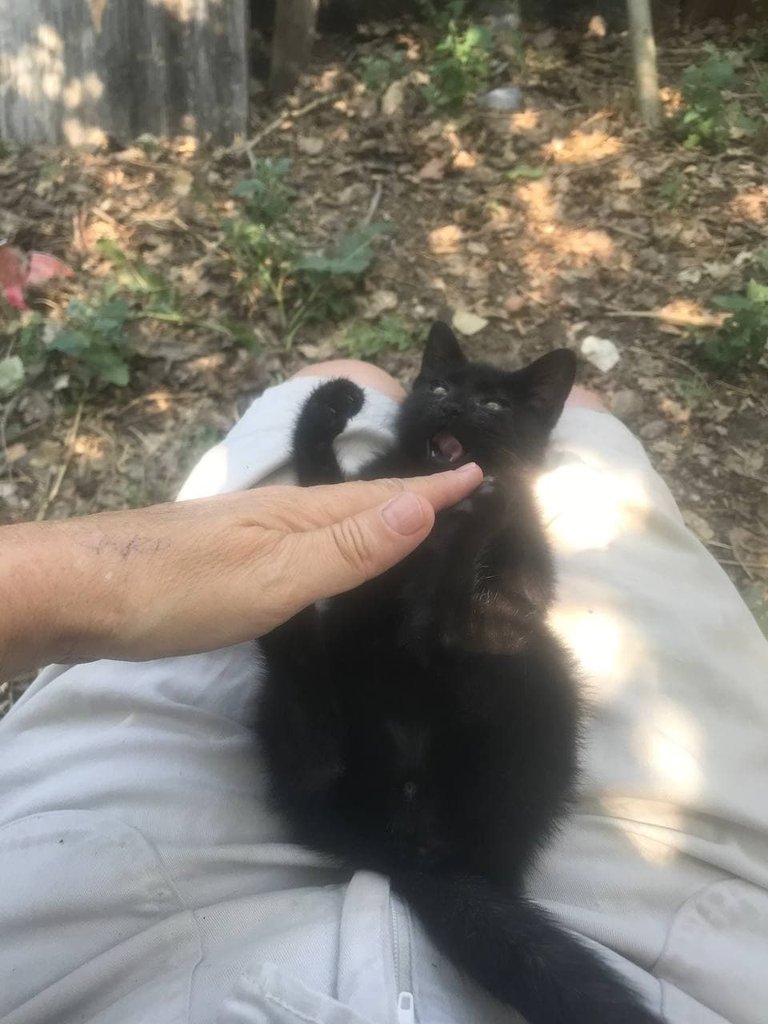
[50,296,135,386]
[232,158,292,226]
[696,279,768,372]
[341,315,414,359]
[676,49,754,151]
[426,2,492,113]
[224,160,392,347]
[359,52,407,92]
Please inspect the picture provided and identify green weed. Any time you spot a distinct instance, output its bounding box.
[425,1,492,113]
[676,48,755,151]
[697,279,768,372]
[341,315,414,359]
[225,160,391,347]
[232,157,292,226]
[359,52,407,92]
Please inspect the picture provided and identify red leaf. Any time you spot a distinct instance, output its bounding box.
[0,244,29,310]
[0,242,74,309]
[27,251,75,285]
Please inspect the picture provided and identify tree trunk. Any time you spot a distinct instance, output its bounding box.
[627,0,662,128]
[270,0,319,97]
[0,0,249,146]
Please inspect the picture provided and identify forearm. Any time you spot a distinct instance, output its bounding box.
[0,517,120,677]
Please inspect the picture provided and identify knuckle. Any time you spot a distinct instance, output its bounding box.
[332,516,377,578]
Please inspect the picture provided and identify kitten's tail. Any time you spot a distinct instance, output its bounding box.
[392,869,661,1024]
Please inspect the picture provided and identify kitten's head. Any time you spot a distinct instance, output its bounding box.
[396,322,576,474]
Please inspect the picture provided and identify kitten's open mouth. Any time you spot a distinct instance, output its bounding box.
[428,430,466,464]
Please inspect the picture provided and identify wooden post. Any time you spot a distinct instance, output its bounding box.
[269,0,319,97]
[627,0,662,128]
[0,0,249,146]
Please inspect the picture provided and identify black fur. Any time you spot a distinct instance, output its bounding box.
[257,323,661,1023]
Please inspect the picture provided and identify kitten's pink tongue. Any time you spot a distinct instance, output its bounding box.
[433,431,464,462]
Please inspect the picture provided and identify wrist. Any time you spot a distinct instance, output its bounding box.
[0,519,120,676]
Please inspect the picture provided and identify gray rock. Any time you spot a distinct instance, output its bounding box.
[639,419,668,441]
[478,86,524,112]
[610,388,642,422]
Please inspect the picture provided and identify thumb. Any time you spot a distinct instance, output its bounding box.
[293,490,436,606]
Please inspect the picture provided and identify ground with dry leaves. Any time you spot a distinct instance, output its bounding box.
[2,18,767,710]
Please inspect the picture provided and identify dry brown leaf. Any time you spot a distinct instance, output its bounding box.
[428,224,463,255]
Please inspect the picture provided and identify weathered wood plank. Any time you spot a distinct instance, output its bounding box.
[0,0,249,146]
[269,0,318,97]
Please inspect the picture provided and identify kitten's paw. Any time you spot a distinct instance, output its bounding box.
[302,378,365,438]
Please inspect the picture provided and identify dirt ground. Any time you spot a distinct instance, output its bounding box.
[2,17,767,710]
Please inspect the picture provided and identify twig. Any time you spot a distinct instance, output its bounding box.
[361,181,384,226]
[609,224,650,243]
[234,95,337,157]
[35,397,85,522]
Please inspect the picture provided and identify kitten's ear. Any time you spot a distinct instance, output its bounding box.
[420,321,467,378]
[512,349,577,429]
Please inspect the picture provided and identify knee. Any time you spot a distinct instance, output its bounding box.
[291,360,406,402]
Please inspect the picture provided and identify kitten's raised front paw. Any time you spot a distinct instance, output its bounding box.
[303,378,365,438]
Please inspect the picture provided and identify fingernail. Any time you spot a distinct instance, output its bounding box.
[381,492,426,535]
[455,461,481,474]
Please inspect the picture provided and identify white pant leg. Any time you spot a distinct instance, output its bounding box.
[1,387,766,1024]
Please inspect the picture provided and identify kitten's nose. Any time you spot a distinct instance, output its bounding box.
[442,402,461,417]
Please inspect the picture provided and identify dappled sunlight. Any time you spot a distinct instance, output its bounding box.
[2,24,64,102]
[511,179,616,291]
[730,187,768,224]
[63,118,107,149]
[655,298,725,329]
[508,110,539,134]
[536,462,649,553]
[549,606,632,701]
[594,701,704,867]
[63,73,105,110]
[559,228,613,263]
[177,441,230,500]
[600,797,685,866]
[73,435,109,461]
[544,128,623,165]
[636,699,704,806]
[147,0,209,22]
[516,179,557,227]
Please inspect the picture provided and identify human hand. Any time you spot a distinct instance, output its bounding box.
[1,466,483,675]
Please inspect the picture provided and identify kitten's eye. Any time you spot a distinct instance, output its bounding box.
[483,399,504,412]
[431,383,449,397]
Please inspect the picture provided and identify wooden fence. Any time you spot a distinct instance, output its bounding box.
[0,0,248,145]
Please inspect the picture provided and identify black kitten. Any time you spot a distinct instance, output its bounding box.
[257,323,661,1024]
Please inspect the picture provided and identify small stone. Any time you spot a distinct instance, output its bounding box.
[580,335,620,373]
[382,80,406,117]
[610,388,642,422]
[297,135,324,156]
[452,310,488,336]
[639,419,668,441]
[478,86,524,112]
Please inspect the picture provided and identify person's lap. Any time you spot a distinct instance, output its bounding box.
[1,362,767,1024]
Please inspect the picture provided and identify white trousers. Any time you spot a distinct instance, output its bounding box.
[1,379,767,1024]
